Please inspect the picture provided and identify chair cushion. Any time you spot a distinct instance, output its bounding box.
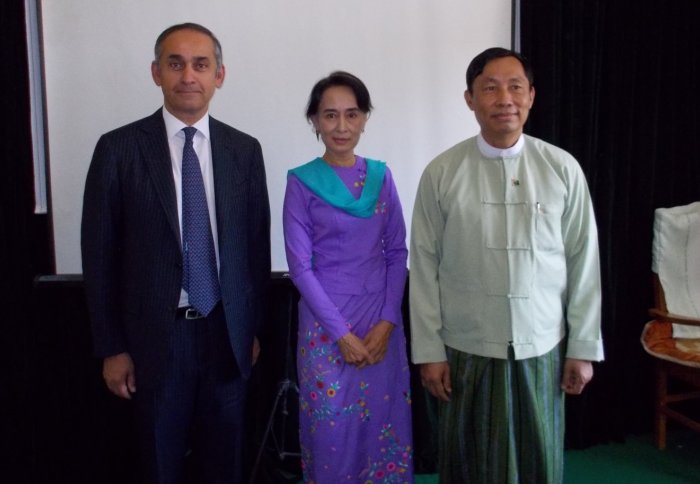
[653,202,700,338]
[642,320,700,368]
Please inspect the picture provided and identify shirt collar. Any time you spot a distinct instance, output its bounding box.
[477,132,525,158]
[161,107,210,141]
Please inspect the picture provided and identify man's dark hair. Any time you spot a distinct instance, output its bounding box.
[466,47,533,92]
[153,22,223,72]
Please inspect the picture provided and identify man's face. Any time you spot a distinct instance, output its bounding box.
[464,56,535,149]
[151,29,225,125]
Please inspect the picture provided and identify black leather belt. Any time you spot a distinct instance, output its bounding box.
[176,306,206,320]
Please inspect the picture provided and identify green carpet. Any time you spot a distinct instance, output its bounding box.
[564,430,699,484]
[414,430,700,484]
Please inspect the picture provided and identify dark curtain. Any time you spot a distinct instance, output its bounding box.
[1,0,53,477]
[521,0,700,447]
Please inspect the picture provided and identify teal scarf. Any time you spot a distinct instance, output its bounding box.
[288,157,386,218]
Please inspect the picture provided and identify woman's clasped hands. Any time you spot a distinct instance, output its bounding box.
[337,320,394,368]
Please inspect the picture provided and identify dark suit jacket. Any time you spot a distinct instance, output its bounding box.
[81,109,270,382]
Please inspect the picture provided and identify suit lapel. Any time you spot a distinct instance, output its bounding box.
[139,110,181,246]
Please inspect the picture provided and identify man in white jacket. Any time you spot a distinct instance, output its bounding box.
[410,47,604,484]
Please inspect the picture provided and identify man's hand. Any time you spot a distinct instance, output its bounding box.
[363,320,394,364]
[561,358,593,395]
[420,361,452,402]
[338,332,371,368]
[103,352,136,399]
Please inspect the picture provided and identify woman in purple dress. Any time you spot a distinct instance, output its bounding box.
[283,71,413,483]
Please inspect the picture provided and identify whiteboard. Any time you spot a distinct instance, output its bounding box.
[42,0,512,273]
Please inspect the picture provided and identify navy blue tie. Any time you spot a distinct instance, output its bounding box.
[181,126,221,316]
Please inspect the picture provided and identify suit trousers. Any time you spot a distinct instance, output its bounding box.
[133,304,247,484]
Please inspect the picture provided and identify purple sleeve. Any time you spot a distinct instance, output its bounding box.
[379,167,408,326]
[282,175,350,342]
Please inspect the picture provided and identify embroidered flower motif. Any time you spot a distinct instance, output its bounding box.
[359,425,413,483]
[298,322,370,432]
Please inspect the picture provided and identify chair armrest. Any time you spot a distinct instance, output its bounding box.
[649,308,700,327]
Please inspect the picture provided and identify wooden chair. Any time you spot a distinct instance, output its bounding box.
[641,202,700,449]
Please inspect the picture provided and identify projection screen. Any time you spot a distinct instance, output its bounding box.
[40,0,512,273]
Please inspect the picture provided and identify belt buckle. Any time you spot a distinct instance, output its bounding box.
[185,307,204,320]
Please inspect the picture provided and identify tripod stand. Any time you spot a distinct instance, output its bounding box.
[248,287,301,484]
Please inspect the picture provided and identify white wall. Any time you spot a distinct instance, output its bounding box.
[42,0,512,273]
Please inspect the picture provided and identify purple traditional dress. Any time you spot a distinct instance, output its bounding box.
[283,156,413,483]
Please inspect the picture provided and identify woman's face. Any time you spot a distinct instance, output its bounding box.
[312,85,367,164]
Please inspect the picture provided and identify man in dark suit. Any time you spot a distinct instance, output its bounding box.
[81,23,270,483]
